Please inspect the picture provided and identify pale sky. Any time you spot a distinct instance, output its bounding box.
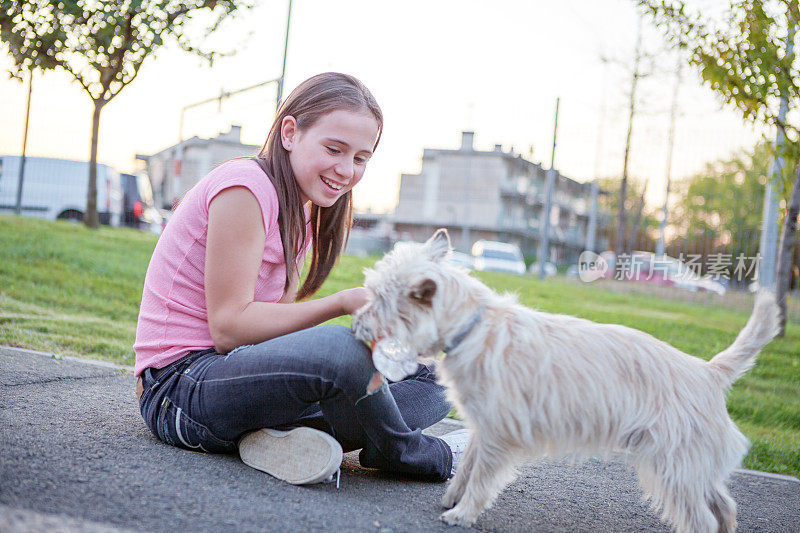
[1,0,764,213]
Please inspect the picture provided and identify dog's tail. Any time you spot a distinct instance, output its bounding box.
[707,290,781,389]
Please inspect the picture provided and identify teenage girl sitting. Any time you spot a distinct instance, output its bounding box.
[134,72,468,484]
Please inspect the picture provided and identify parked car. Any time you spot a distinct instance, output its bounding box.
[472,240,526,275]
[625,251,674,286]
[566,264,580,278]
[528,261,557,278]
[671,265,727,295]
[121,172,163,234]
[625,251,727,295]
[0,155,122,226]
[448,250,474,269]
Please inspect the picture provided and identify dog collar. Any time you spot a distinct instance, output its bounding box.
[444,305,486,353]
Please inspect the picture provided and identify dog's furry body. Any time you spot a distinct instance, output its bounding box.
[352,230,780,532]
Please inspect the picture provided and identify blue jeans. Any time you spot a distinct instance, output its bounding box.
[138,325,453,481]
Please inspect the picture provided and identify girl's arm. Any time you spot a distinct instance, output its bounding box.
[205,186,368,354]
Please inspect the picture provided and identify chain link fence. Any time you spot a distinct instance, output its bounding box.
[578,228,800,325]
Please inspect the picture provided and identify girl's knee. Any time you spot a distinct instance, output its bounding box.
[319,325,370,357]
[318,325,375,384]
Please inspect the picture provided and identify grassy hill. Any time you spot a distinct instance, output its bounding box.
[1,214,798,476]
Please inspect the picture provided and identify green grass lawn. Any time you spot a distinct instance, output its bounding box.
[1,214,798,476]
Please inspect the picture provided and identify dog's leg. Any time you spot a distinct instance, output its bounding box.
[663,491,718,533]
[442,433,479,509]
[440,440,517,527]
[649,470,718,533]
[635,455,719,533]
[708,483,737,533]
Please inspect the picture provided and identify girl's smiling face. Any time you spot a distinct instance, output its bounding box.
[282,108,380,207]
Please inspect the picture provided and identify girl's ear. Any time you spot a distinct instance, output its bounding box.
[281,116,298,151]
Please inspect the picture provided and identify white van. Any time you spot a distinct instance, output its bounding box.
[471,240,526,275]
[0,155,123,226]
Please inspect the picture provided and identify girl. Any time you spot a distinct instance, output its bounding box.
[134,72,468,485]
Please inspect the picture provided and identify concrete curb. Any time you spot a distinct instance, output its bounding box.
[736,468,800,484]
[0,345,134,373]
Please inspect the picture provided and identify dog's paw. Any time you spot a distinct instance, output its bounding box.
[440,507,477,527]
[442,477,466,508]
[441,489,458,509]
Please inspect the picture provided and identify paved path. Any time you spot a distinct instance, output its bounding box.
[1,347,798,532]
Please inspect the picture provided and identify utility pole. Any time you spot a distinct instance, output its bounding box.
[657,59,682,257]
[15,71,33,215]
[275,0,293,111]
[758,26,794,290]
[586,182,599,253]
[615,17,645,256]
[538,97,559,280]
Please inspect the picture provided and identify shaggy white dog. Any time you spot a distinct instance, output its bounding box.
[352,229,780,532]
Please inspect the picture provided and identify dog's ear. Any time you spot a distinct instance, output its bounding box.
[409,278,437,305]
[425,229,451,262]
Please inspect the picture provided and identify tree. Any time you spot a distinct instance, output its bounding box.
[597,176,658,253]
[641,0,800,334]
[0,0,251,228]
[611,17,656,256]
[671,143,773,277]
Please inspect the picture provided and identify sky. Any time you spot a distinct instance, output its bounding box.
[0,0,765,213]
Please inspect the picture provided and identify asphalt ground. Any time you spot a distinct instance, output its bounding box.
[1,346,798,532]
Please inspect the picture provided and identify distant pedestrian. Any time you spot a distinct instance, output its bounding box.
[133,72,468,485]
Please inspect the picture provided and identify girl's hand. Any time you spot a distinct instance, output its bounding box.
[338,287,371,315]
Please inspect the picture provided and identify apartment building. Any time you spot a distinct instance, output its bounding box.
[138,126,259,209]
[393,131,610,264]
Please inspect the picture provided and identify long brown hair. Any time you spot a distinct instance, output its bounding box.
[254,72,383,301]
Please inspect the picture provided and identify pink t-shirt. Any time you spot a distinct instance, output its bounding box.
[133,159,310,376]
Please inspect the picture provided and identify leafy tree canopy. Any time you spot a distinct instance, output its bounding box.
[0,0,252,227]
[675,142,772,249]
[640,0,799,186]
[0,0,250,106]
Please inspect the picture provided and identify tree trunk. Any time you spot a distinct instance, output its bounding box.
[793,224,800,290]
[615,20,643,255]
[775,162,800,337]
[85,100,104,229]
[615,175,629,254]
[627,184,647,252]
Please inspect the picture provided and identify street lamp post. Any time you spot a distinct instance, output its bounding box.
[275,0,293,110]
[172,78,280,205]
[538,97,560,280]
[171,0,293,206]
[177,78,282,144]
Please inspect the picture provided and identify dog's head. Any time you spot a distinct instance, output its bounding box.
[352,229,455,355]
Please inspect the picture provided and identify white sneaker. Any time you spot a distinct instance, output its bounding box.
[440,428,471,477]
[238,427,343,485]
